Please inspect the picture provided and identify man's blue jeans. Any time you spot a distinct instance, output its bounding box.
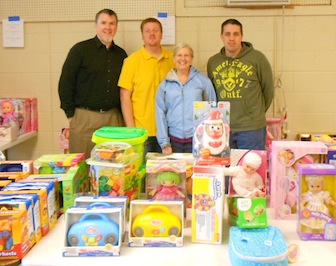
[229,127,266,150]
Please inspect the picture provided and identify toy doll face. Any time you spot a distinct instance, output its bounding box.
[242,163,257,176]
[308,180,323,194]
[2,102,12,114]
[161,180,175,187]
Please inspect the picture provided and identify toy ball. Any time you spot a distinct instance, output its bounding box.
[67,213,119,246]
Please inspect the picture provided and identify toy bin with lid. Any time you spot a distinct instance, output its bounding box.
[92,126,148,165]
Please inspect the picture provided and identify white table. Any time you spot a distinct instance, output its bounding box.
[21,212,336,266]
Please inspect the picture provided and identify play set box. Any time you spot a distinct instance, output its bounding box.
[63,206,122,257]
[193,101,231,166]
[191,165,225,244]
[75,196,128,242]
[0,207,31,260]
[269,141,328,220]
[128,200,184,247]
[297,163,336,241]
[0,193,42,243]
[0,160,33,173]
[227,149,268,228]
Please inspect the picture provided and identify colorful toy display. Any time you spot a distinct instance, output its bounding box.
[131,205,181,238]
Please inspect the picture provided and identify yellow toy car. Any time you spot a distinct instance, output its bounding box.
[131,205,181,237]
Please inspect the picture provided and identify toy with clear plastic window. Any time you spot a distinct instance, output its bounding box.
[0,99,18,127]
[149,170,185,200]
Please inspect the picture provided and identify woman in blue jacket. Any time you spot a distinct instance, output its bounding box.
[155,43,217,154]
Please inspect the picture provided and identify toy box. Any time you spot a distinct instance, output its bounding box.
[0,125,19,141]
[146,159,187,200]
[128,200,184,247]
[92,126,148,165]
[33,153,85,174]
[30,98,38,131]
[87,155,144,201]
[191,165,225,244]
[0,183,50,236]
[193,101,231,166]
[0,193,42,243]
[270,141,328,220]
[297,163,336,241]
[0,160,33,173]
[0,207,31,260]
[63,206,122,256]
[226,149,268,228]
[0,171,29,183]
[75,196,127,241]
[0,196,36,247]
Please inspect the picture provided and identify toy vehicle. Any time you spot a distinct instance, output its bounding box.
[67,213,119,246]
[131,205,181,237]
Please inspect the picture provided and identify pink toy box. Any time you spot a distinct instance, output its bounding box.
[30,98,38,131]
[270,141,328,220]
[193,101,230,166]
[297,163,336,241]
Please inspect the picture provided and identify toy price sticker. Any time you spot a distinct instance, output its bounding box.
[237,198,252,211]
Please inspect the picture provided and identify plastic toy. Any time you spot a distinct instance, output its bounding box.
[0,219,13,250]
[149,171,185,200]
[67,213,119,246]
[131,205,181,237]
[0,99,18,127]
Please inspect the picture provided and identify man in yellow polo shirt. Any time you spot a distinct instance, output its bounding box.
[118,17,175,154]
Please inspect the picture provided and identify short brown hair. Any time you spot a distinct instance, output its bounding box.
[95,9,118,23]
[140,17,162,33]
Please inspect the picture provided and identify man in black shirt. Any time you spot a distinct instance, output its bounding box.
[58,9,127,159]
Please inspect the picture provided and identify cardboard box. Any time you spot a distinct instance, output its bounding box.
[191,165,225,244]
[128,200,184,247]
[0,160,33,173]
[0,125,19,141]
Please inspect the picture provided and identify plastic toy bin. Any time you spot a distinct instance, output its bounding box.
[92,126,148,165]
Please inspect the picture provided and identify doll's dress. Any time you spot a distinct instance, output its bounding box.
[2,112,18,127]
[152,185,184,200]
[284,166,298,210]
[300,190,332,229]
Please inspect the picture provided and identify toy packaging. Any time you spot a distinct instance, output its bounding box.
[128,200,184,247]
[63,206,122,256]
[146,159,187,200]
[191,165,225,244]
[297,163,336,241]
[0,207,31,260]
[0,160,33,173]
[75,196,127,241]
[0,125,19,141]
[228,226,288,266]
[193,101,231,166]
[270,141,328,220]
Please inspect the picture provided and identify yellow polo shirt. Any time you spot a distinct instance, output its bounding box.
[118,46,174,136]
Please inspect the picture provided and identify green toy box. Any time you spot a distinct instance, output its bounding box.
[227,197,268,228]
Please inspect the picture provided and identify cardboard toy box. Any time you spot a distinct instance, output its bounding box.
[0,208,32,260]
[191,165,225,244]
[270,141,328,220]
[0,183,50,236]
[0,160,33,173]
[0,193,42,243]
[63,206,122,257]
[128,200,184,247]
[227,149,268,228]
[75,196,127,242]
[0,125,19,141]
[297,163,336,241]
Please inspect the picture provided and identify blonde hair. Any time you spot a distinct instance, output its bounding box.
[173,43,194,58]
[305,175,325,186]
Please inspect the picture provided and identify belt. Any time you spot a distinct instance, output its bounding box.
[77,106,114,113]
[170,135,193,144]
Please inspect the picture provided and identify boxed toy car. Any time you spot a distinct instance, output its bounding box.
[226,149,268,228]
[63,206,122,256]
[75,196,127,241]
[297,163,336,241]
[0,207,31,260]
[270,141,328,220]
[191,165,225,244]
[128,200,184,247]
[193,101,231,166]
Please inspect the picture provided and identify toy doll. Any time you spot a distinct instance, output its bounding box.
[0,99,18,127]
[149,171,185,200]
[224,152,266,198]
[300,175,336,231]
[59,128,70,154]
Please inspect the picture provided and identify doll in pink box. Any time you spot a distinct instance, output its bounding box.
[224,152,266,197]
[300,175,336,232]
[1,99,18,127]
